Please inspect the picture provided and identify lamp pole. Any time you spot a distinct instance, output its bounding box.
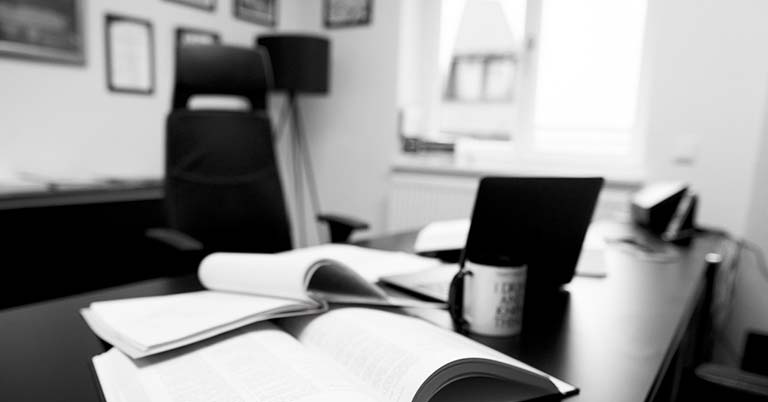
[285,91,323,247]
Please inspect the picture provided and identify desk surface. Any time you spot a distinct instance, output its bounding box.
[0,224,724,402]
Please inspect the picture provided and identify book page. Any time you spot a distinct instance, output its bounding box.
[281,308,565,402]
[198,252,320,301]
[198,247,442,307]
[93,323,382,402]
[284,244,442,283]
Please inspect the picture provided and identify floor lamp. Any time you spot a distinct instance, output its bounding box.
[257,35,330,246]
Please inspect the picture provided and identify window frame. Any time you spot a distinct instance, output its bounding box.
[422,0,648,173]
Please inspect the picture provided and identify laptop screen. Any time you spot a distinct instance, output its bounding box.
[460,177,604,291]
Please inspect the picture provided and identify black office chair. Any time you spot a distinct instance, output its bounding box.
[147,45,367,273]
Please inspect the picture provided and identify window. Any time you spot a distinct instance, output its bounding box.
[446,54,517,102]
[532,0,647,156]
[404,0,648,163]
[438,0,527,142]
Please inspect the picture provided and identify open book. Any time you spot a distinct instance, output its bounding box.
[81,244,443,358]
[93,308,578,402]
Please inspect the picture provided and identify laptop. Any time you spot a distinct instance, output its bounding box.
[380,176,605,302]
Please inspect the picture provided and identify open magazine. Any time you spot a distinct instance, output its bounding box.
[92,308,578,402]
[81,244,443,358]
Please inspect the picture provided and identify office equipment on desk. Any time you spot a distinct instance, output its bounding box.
[383,226,612,303]
[413,218,470,262]
[81,244,442,358]
[257,35,367,246]
[147,44,366,272]
[381,177,604,302]
[631,181,698,245]
[394,220,611,302]
[92,308,577,402]
[449,254,528,337]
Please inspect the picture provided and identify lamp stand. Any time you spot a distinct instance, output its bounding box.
[282,91,323,247]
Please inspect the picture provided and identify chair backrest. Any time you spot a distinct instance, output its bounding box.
[166,45,292,253]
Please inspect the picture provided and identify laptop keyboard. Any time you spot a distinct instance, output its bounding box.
[413,281,451,301]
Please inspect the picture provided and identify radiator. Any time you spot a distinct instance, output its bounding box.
[386,174,479,232]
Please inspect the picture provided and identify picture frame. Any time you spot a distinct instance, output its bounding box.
[105,14,155,95]
[164,0,217,12]
[234,0,277,27]
[324,0,373,28]
[0,0,85,64]
[176,27,220,47]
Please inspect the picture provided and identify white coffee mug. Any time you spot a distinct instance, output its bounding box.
[449,258,527,337]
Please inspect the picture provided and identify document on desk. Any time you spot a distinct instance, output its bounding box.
[82,244,444,358]
[82,291,324,359]
[575,222,610,278]
[92,308,577,402]
[413,219,471,253]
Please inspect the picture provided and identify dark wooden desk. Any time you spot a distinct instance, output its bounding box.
[0,224,725,402]
[0,180,165,308]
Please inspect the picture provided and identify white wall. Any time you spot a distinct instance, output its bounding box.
[0,0,273,179]
[643,0,768,236]
[632,0,768,361]
[723,81,768,362]
[397,0,442,136]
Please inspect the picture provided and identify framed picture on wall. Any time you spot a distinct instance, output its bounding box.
[105,14,155,95]
[164,0,217,11]
[0,0,85,64]
[324,0,373,28]
[234,0,277,27]
[176,27,220,47]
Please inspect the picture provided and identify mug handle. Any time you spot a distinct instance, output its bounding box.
[448,268,471,335]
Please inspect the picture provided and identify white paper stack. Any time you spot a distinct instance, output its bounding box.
[81,291,322,358]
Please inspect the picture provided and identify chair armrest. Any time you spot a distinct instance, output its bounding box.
[146,228,204,251]
[317,214,369,243]
[695,363,768,398]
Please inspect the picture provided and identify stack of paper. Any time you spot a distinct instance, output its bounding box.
[82,291,322,358]
[413,219,470,253]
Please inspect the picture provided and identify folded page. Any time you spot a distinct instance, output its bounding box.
[282,244,442,282]
[199,246,444,307]
[199,253,320,301]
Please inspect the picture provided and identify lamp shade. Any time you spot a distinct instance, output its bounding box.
[257,34,330,94]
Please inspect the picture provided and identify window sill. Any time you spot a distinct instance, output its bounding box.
[391,152,646,189]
